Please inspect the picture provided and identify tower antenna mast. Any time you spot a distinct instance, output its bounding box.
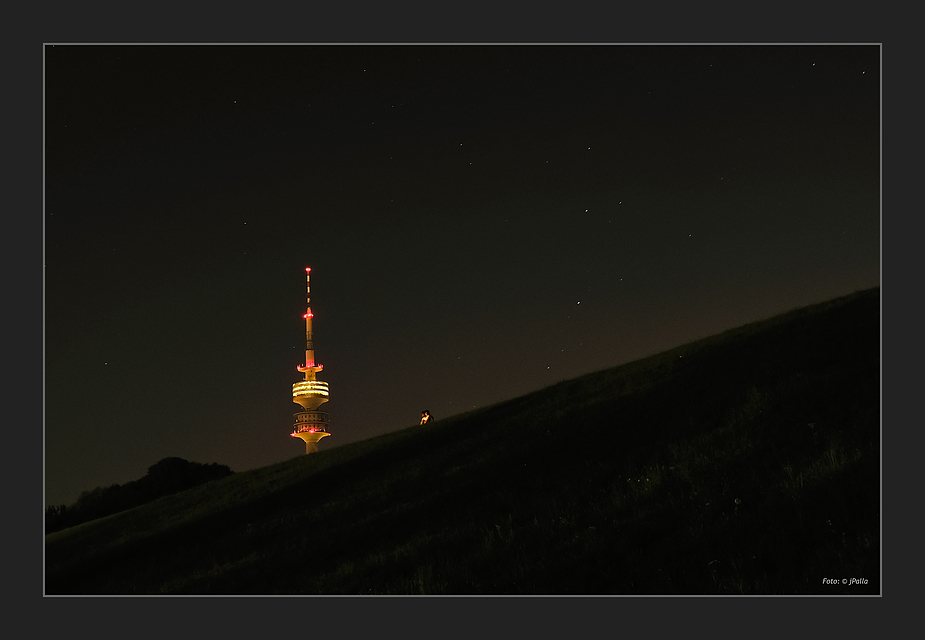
[302,267,318,371]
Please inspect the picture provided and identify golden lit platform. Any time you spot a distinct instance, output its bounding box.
[291,429,331,454]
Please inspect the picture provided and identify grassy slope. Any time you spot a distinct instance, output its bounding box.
[45,288,880,595]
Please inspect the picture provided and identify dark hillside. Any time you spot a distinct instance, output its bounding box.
[45,457,233,533]
[45,288,880,594]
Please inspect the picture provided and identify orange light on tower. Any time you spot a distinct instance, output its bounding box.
[291,267,331,453]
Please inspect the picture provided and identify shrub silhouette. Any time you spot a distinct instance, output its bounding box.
[46,457,233,533]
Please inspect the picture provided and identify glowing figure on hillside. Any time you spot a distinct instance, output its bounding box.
[291,267,331,454]
[420,410,434,425]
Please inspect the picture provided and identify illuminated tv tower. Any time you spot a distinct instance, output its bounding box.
[290,267,331,454]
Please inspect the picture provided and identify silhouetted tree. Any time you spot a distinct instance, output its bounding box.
[45,457,234,534]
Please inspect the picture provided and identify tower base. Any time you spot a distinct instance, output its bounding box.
[291,430,331,454]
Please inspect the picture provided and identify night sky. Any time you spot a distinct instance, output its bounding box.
[44,44,880,508]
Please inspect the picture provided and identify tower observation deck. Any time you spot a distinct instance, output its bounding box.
[291,267,331,454]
